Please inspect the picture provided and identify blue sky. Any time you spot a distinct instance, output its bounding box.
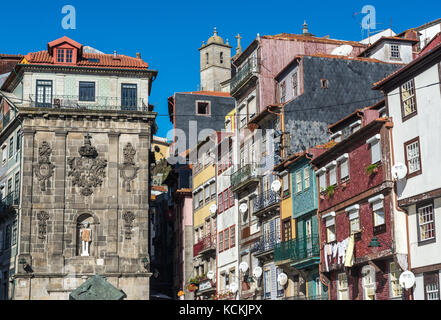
[1,0,440,138]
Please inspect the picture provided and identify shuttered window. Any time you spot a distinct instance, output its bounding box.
[389,262,403,298]
[338,273,349,300]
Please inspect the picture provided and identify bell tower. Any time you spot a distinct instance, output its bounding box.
[199,27,232,91]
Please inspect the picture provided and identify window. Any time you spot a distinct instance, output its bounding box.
[224,228,229,250]
[7,178,12,195]
[295,171,302,193]
[220,52,223,64]
[264,270,271,299]
[230,225,235,248]
[400,79,417,119]
[367,134,381,164]
[292,72,298,98]
[340,157,349,182]
[327,224,336,243]
[2,146,7,163]
[56,49,65,62]
[337,273,349,300]
[229,188,234,208]
[262,129,267,155]
[79,82,95,102]
[362,265,376,300]
[9,137,13,158]
[321,79,328,89]
[282,174,290,197]
[282,219,292,242]
[418,202,435,242]
[218,193,223,213]
[219,232,224,252]
[390,262,403,298]
[12,220,17,246]
[248,95,257,119]
[196,101,210,115]
[390,44,400,59]
[329,166,337,186]
[66,49,73,63]
[16,130,21,151]
[223,190,229,210]
[4,224,11,250]
[369,195,385,230]
[210,182,216,200]
[374,208,385,227]
[121,84,137,110]
[404,137,422,178]
[14,172,20,198]
[239,105,246,128]
[198,190,203,207]
[424,272,440,300]
[276,268,284,297]
[318,170,326,192]
[36,80,52,107]
[205,186,210,203]
[303,167,310,189]
[280,81,286,103]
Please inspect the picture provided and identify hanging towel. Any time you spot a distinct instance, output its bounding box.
[324,244,330,272]
[344,235,355,267]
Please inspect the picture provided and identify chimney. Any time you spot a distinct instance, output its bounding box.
[136,52,141,59]
[113,50,117,59]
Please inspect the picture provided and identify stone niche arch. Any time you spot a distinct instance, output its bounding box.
[73,212,99,257]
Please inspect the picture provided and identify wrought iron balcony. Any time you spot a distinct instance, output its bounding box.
[230,163,260,191]
[200,233,216,254]
[252,190,280,217]
[274,235,320,266]
[230,58,259,94]
[253,234,280,256]
[27,95,150,112]
[0,191,19,213]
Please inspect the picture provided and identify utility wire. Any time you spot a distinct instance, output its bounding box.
[2,81,440,118]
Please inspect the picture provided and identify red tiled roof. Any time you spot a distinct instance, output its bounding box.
[23,50,149,69]
[358,36,418,57]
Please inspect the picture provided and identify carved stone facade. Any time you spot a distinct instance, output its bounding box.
[13,108,155,300]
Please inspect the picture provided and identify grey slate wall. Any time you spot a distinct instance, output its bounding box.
[284,57,400,154]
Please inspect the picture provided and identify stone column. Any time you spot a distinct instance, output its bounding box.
[107,132,119,256]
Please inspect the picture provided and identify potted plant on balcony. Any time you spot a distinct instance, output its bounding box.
[325,185,336,198]
[365,163,379,176]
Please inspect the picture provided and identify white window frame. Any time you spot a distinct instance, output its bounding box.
[367,134,381,164]
[389,262,403,298]
[337,153,349,181]
[326,161,337,186]
[337,273,349,300]
[303,167,310,189]
[346,204,360,234]
[369,194,385,227]
[362,265,376,300]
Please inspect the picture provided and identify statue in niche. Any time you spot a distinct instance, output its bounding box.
[80,222,92,256]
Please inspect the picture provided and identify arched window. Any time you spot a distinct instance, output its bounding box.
[220,52,223,64]
[76,213,94,256]
[361,265,376,300]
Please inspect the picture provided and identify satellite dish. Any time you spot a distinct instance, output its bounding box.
[239,203,248,213]
[277,272,288,286]
[207,270,215,280]
[253,266,262,279]
[271,180,281,192]
[399,270,416,289]
[239,262,249,273]
[331,44,353,56]
[209,204,217,214]
[392,163,407,180]
[230,282,238,294]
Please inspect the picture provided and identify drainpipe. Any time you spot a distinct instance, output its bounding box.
[388,117,413,300]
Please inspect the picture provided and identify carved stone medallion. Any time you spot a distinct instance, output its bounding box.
[37,211,49,240]
[123,211,136,240]
[34,141,55,191]
[67,134,107,196]
[120,143,139,192]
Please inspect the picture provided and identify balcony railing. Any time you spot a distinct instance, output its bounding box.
[194,233,216,256]
[253,235,281,254]
[0,191,19,211]
[230,163,259,190]
[27,95,150,112]
[274,235,320,263]
[201,233,216,253]
[253,190,280,213]
[230,58,259,94]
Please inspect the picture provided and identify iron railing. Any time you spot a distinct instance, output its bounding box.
[0,191,19,210]
[253,190,280,213]
[230,58,259,93]
[253,234,281,254]
[274,235,320,263]
[193,240,204,257]
[194,233,216,256]
[28,94,150,111]
[230,163,258,189]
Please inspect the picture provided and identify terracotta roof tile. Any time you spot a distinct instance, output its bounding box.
[23,50,149,69]
[262,33,366,47]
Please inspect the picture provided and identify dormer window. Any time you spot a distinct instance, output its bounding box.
[390,44,400,59]
[66,49,73,63]
[57,49,65,62]
[56,48,74,63]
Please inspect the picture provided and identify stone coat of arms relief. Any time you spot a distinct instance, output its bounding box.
[119,142,139,192]
[67,134,107,196]
[34,141,56,191]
